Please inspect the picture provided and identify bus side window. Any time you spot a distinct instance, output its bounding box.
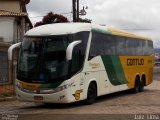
[89,32,99,60]
[148,41,154,55]
[126,38,135,55]
[89,32,117,60]
[116,36,126,55]
[135,39,143,55]
[103,35,116,55]
[71,45,82,74]
[71,31,89,75]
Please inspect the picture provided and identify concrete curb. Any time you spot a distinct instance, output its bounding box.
[0,96,17,102]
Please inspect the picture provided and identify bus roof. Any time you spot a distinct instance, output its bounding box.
[25,23,91,36]
[92,25,151,40]
[25,23,151,40]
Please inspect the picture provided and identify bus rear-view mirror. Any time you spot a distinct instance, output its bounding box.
[66,40,82,61]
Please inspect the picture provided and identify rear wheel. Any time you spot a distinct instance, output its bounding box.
[132,78,140,93]
[86,83,97,104]
[139,80,145,92]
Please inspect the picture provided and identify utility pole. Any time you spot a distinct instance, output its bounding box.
[76,0,79,22]
[72,0,86,22]
[72,0,77,22]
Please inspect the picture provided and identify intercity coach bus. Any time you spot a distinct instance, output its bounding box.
[8,23,154,104]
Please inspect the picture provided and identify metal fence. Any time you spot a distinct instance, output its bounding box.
[0,52,15,96]
[0,52,8,83]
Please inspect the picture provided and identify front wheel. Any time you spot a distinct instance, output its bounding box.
[86,83,97,104]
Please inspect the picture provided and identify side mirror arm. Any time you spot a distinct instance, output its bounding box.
[66,40,82,61]
[8,42,21,61]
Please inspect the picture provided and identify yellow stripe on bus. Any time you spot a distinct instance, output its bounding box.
[18,80,41,90]
[108,28,151,40]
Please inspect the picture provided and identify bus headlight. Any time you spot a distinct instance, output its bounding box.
[54,85,68,93]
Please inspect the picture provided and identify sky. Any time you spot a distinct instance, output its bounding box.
[26,0,160,48]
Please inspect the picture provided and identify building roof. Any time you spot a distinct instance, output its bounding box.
[0,10,27,17]
[0,10,32,28]
[0,0,30,4]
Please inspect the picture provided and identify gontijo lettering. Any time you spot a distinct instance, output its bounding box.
[127,58,144,66]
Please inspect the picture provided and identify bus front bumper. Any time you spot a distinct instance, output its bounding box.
[16,87,72,103]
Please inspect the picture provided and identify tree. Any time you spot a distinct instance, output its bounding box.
[34,21,44,27]
[34,12,69,27]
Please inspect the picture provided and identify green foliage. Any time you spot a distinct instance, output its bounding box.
[34,12,92,27]
[34,12,69,27]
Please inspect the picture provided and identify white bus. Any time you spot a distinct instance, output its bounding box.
[9,23,154,104]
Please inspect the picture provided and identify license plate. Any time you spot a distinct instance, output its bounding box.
[34,96,43,100]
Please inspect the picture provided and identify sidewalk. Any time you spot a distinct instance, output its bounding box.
[0,95,16,102]
[147,80,160,90]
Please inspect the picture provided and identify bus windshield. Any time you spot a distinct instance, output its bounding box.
[17,36,71,83]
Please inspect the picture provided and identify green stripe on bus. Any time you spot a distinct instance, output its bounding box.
[40,80,64,89]
[92,28,111,35]
[111,56,128,84]
[101,56,128,86]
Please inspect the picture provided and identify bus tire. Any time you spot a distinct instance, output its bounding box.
[86,83,97,104]
[132,78,140,93]
[139,80,145,92]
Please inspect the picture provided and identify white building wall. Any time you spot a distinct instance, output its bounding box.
[0,17,15,43]
[0,1,20,13]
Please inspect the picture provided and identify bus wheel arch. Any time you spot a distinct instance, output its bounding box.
[85,81,97,104]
